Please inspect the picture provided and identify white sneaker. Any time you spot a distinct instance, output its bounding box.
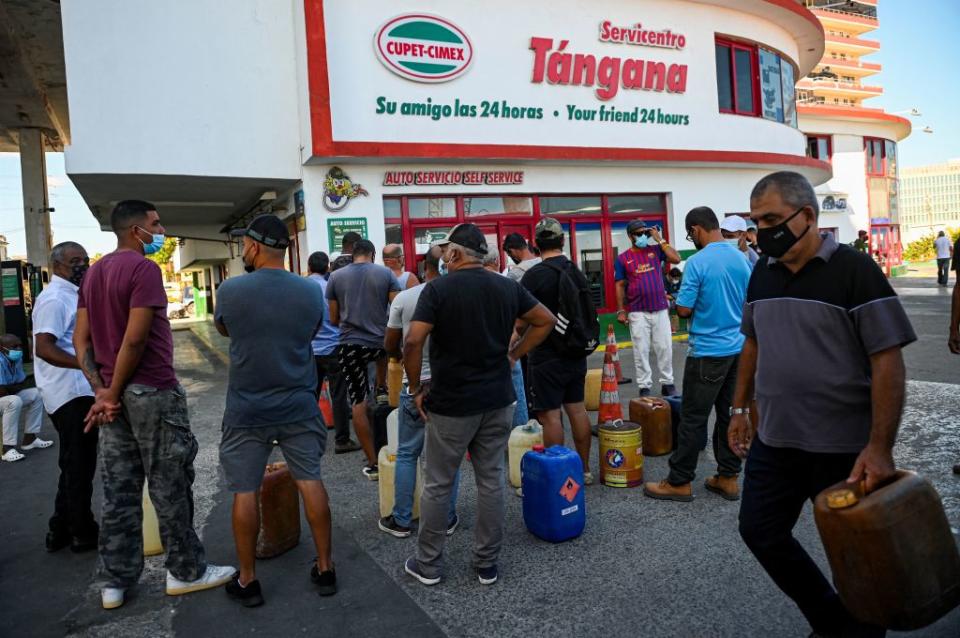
[101,587,125,609]
[583,471,595,486]
[22,438,53,450]
[2,449,25,462]
[166,564,236,596]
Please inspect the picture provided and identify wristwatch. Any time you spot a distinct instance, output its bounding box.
[729,407,751,416]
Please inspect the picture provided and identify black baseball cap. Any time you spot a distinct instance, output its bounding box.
[436,223,488,255]
[626,220,648,235]
[230,214,290,249]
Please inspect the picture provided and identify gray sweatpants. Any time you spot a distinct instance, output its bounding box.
[414,405,514,579]
[97,384,207,588]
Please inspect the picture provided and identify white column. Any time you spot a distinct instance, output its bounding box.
[18,128,52,269]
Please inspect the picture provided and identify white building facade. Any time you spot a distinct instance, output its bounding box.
[61,0,829,315]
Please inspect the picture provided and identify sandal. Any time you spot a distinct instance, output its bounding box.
[2,449,25,462]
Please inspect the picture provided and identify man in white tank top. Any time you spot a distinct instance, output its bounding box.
[383,244,420,290]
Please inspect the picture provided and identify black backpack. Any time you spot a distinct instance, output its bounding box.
[541,260,600,359]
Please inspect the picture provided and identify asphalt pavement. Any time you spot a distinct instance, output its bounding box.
[0,275,957,637]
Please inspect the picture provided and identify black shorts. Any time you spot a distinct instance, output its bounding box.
[338,344,385,405]
[529,356,587,412]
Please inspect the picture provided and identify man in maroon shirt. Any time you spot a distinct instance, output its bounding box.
[614,220,682,397]
[74,200,234,610]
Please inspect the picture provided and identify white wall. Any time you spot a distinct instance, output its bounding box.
[322,0,807,156]
[61,0,303,180]
[818,134,869,243]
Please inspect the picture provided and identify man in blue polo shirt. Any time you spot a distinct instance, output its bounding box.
[644,207,751,501]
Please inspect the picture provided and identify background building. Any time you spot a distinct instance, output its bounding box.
[58,0,830,318]
[900,159,960,243]
[798,0,911,272]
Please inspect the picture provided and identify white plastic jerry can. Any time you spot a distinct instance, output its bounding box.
[377,446,424,520]
[143,482,164,556]
[508,420,544,488]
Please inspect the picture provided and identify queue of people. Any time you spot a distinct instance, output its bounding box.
[12,170,927,638]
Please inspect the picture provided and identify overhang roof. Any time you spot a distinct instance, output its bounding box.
[0,0,69,151]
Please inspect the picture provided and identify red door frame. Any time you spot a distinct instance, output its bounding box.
[386,193,671,313]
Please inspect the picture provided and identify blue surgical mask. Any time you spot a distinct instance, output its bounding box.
[634,235,650,248]
[136,226,166,255]
[4,349,23,362]
[439,260,449,276]
[725,238,741,248]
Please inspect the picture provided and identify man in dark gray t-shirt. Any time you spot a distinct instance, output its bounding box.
[326,239,401,479]
[215,214,338,606]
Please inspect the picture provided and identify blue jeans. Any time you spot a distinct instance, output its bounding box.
[511,360,528,427]
[393,389,460,528]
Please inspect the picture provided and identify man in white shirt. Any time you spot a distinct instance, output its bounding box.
[934,230,953,286]
[378,244,461,538]
[502,233,541,282]
[32,241,99,553]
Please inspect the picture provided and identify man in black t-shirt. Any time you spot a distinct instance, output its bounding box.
[401,223,555,588]
[519,217,595,483]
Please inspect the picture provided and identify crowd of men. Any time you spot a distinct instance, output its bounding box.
[1,170,947,637]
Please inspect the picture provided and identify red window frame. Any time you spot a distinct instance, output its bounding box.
[383,193,670,313]
[864,137,886,176]
[716,37,760,117]
[806,135,832,162]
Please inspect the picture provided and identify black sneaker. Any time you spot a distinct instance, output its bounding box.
[446,514,460,537]
[45,530,70,553]
[404,557,440,586]
[375,387,389,405]
[225,577,265,608]
[310,564,337,596]
[362,464,379,481]
[335,440,362,455]
[661,384,678,397]
[379,515,412,538]
[638,388,652,397]
[477,564,499,586]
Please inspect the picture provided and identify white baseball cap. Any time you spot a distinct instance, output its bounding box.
[720,216,748,233]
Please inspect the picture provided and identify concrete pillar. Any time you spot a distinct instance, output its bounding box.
[18,128,52,269]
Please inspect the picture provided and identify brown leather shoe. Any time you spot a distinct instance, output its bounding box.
[705,474,740,501]
[643,480,693,502]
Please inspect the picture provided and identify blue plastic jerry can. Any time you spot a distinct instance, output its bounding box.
[521,445,586,543]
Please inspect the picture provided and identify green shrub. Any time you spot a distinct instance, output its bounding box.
[903,228,959,262]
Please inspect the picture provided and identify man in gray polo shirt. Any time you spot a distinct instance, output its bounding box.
[728,172,916,637]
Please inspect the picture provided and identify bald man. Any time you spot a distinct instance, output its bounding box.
[382,244,419,290]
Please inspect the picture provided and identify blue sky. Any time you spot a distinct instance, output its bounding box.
[0,1,957,258]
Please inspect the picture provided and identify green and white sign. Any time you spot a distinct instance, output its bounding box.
[374,14,474,83]
[327,217,368,253]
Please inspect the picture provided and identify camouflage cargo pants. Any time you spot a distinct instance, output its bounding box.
[97,384,207,588]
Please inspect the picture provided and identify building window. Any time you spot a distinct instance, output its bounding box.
[865,138,886,176]
[806,135,832,161]
[407,197,457,219]
[539,195,603,216]
[463,196,532,217]
[715,39,758,116]
[716,38,796,126]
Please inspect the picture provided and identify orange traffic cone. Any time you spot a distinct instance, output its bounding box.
[318,380,334,430]
[597,345,623,425]
[606,324,625,383]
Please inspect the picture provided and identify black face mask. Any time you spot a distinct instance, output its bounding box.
[242,245,256,273]
[68,264,89,287]
[756,207,810,258]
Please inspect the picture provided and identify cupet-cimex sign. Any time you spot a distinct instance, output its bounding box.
[374,14,474,83]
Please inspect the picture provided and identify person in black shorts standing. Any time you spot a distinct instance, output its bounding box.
[519,218,596,483]
[326,239,401,479]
